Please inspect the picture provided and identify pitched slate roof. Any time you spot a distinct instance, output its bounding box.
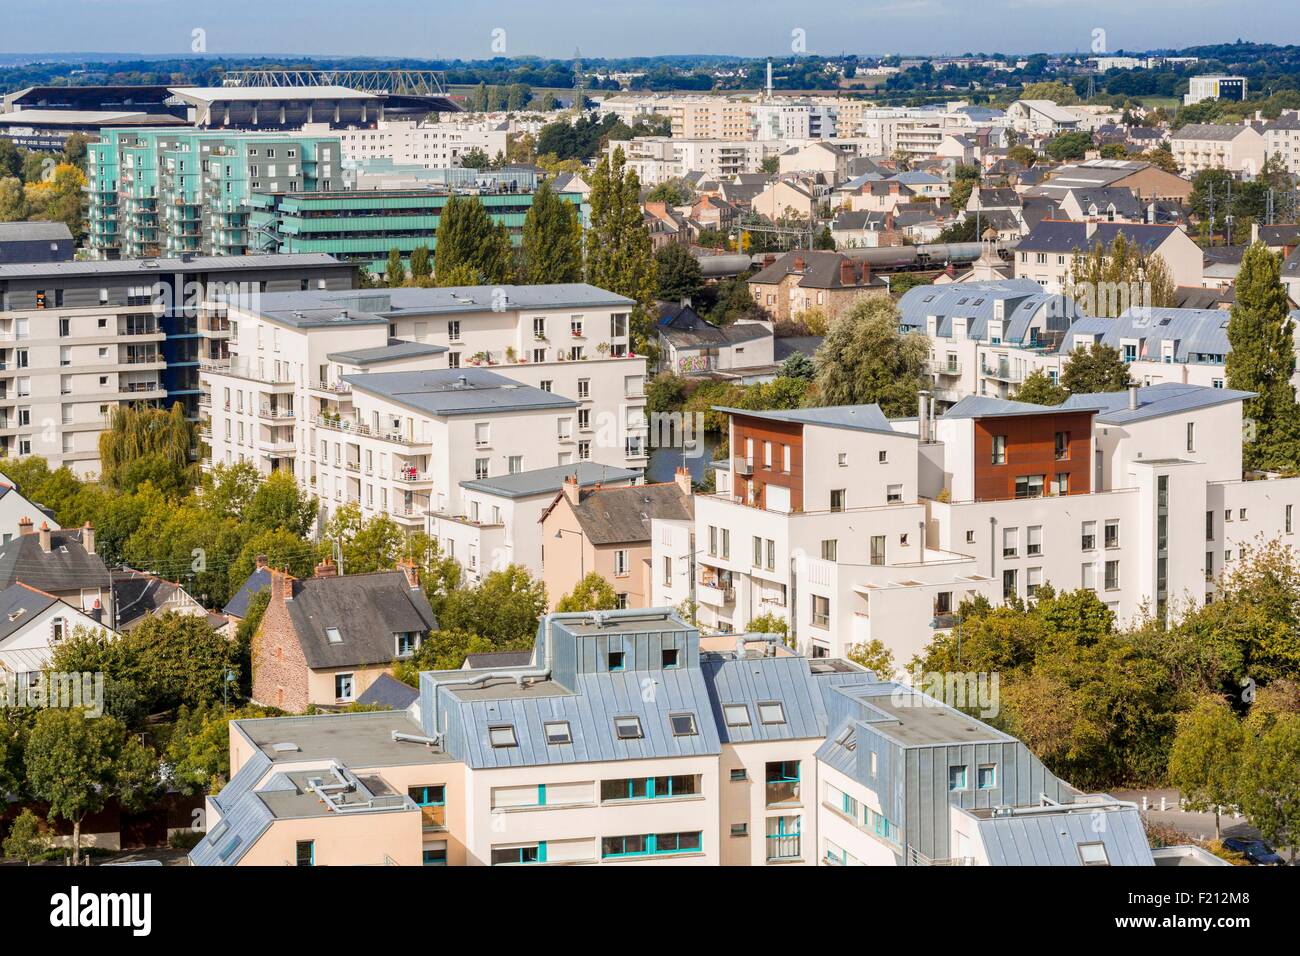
[0,528,111,593]
[0,583,58,642]
[355,672,420,710]
[563,482,694,546]
[1173,123,1253,141]
[1062,186,1143,220]
[749,250,884,290]
[1060,382,1254,424]
[224,567,272,618]
[284,571,437,669]
[110,570,200,631]
[1016,220,1180,255]
[656,303,770,349]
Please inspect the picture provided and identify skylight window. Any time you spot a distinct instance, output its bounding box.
[544,720,572,745]
[723,704,751,727]
[614,716,643,740]
[325,626,342,644]
[488,725,518,748]
[1077,842,1110,866]
[207,820,229,845]
[670,713,698,737]
[757,701,787,725]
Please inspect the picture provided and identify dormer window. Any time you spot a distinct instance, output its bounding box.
[608,651,625,671]
[723,704,751,727]
[396,632,420,658]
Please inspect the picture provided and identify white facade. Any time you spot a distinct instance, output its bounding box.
[305,119,509,169]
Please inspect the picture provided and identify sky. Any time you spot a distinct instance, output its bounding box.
[1,0,1299,60]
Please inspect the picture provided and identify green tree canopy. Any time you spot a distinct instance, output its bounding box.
[555,572,619,612]
[812,296,929,415]
[434,193,514,285]
[1060,343,1132,394]
[520,178,582,284]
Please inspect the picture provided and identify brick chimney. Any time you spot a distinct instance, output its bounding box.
[255,554,270,570]
[82,521,95,555]
[839,258,856,286]
[762,253,776,269]
[562,473,581,505]
[90,598,103,625]
[859,260,871,283]
[270,568,295,603]
[313,556,337,578]
[674,466,693,495]
[793,254,806,271]
[38,521,51,553]
[398,558,420,590]
[17,516,33,537]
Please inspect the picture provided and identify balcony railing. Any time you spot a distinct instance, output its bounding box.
[766,834,801,862]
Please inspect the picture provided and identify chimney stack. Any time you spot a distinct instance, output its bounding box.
[82,521,95,555]
[762,253,776,269]
[90,598,102,625]
[1128,383,1139,410]
[17,516,33,537]
[918,391,930,443]
[562,473,581,505]
[839,258,856,286]
[674,466,693,495]
[313,556,338,578]
[38,521,51,553]
[793,254,806,271]
[270,568,295,603]
[398,558,420,590]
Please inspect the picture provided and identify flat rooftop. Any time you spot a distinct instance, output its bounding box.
[856,687,1007,747]
[237,710,452,768]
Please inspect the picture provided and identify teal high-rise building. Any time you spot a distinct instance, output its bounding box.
[87,128,343,260]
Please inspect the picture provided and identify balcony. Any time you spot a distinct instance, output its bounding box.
[259,405,295,421]
[697,577,734,605]
[311,380,352,395]
[766,833,802,863]
[733,457,754,477]
[394,467,432,484]
[930,361,962,377]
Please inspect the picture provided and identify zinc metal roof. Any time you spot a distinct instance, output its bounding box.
[459,461,641,499]
[1060,382,1254,424]
[1058,306,1232,362]
[974,802,1154,866]
[713,403,900,436]
[898,278,1083,344]
[343,367,578,417]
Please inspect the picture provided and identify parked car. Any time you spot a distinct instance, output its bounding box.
[1221,838,1286,865]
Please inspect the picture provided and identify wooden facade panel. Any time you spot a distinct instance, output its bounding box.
[732,415,804,512]
[972,412,1093,502]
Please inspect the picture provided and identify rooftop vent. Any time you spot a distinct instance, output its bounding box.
[270,742,299,753]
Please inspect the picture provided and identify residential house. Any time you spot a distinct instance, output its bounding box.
[655,303,775,374]
[748,251,887,323]
[1170,123,1268,176]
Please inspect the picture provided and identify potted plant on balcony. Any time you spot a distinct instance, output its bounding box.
[596,341,610,356]
[505,346,517,364]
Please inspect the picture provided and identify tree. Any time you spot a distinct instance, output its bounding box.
[434,193,514,285]
[1044,131,1093,161]
[393,628,498,684]
[243,468,317,537]
[1015,368,1069,405]
[813,295,930,415]
[0,176,27,221]
[948,163,981,211]
[646,180,690,206]
[25,709,159,864]
[655,243,704,302]
[555,572,619,612]
[586,146,657,347]
[1227,242,1300,472]
[1068,233,1175,317]
[166,703,274,796]
[409,244,433,283]
[98,402,195,493]
[459,146,490,169]
[3,809,51,865]
[1060,343,1132,394]
[814,225,836,250]
[323,503,407,574]
[384,248,406,288]
[1019,81,1079,104]
[117,612,241,714]
[1167,695,1243,838]
[439,565,548,645]
[1236,712,1300,859]
[847,639,896,676]
[1099,143,1129,160]
[1007,144,1038,167]
[779,351,816,381]
[520,178,583,284]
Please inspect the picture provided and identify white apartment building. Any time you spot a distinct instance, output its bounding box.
[655,384,1300,667]
[1263,111,1300,175]
[0,254,353,477]
[611,137,782,185]
[1170,123,1268,177]
[199,284,649,548]
[304,119,509,169]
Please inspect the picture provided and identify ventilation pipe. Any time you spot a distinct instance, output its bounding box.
[918,390,930,443]
[1128,383,1139,410]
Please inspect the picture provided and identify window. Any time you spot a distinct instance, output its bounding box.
[608,650,625,671]
[448,320,461,341]
[821,539,838,562]
[730,768,748,782]
[723,704,751,727]
[422,844,448,866]
[334,673,354,701]
[886,484,903,503]
[1027,567,1042,598]
[474,422,490,447]
[1002,568,1017,600]
[837,452,848,467]
[614,549,629,576]
[1187,421,1196,452]
[1105,560,1120,590]
[1003,527,1018,558]
[475,458,489,480]
[1289,505,1294,535]
[544,721,572,745]
[730,823,749,838]
[614,716,643,739]
[991,435,1006,464]
[1015,474,1044,499]
[670,713,698,736]
[601,776,699,801]
[1077,842,1110,866]
[879,450,888,463]
[1054,430,1070,460]
[811,595,830,629]
[601,832,700,859]
[948,765,968,791]
[977,764,997,790]
[533,317,547,339]
[662,647,679,668]
[1053,472,1069,495]
[492,843,545,865]
[753,535,763,567]
[1104,519,1120,549]
[1027,525,1042,556]
[758,701,786,725]
[396,631,420,657]
[830,489,846,512]
[295,840,314,867]
[1082,521,1097,550]
[325,626,343,644]
[870,535,886,566]
[488,725,518,748]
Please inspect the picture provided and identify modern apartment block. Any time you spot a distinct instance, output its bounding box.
[246,184,582,275]
[657,384,1300,664]
[0,254,354,473]
[193,606,1143,867]
[1169,123,1268,177]
[611,136,783,186]
[305,119,508,168]
[86,128,344,259]
[199,283,649,553]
